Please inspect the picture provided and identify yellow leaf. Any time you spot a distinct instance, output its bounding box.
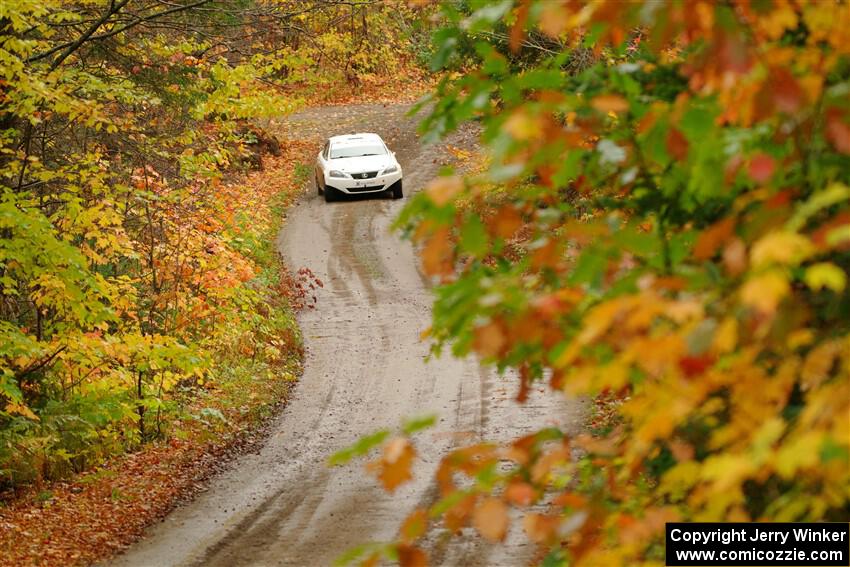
[774,431,823,479]
[801,340,842,391]
[701,454,755,492]
[751,231,813,267]
[758,3,798,40]
[4,402,39,421]
[712,317,738,354]
[504,110,542,141]
[740,270,789,313]
[804,262,847,292]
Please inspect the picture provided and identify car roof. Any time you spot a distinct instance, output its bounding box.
[329,133,384,147]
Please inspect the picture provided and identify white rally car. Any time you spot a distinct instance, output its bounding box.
[315,133,403,202]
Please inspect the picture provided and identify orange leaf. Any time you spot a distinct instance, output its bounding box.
[538,1,569,39]
[445,493,477,532]
[530,239,560,269]
[472,320,507,358]
[509,1,530,52]
[694,217,735,260]
[489,205,523,239]
[523,513,561,544]
[421,227,453,276]
[400,508,428,544]
[397,544,428,567]
[591,95,629,114]
[368,437,415,493]
[553,492,587,509]
[425,176,462,207]
[530,446,571,484]
[504,481,536,506]
[517,363,530,403]
[472,498,509,542]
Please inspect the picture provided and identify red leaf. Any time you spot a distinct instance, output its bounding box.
[826,107,850,155]
[678,354,714,377]
[748,153,775,183]
[771,67,804,113]
[666,127,689,161]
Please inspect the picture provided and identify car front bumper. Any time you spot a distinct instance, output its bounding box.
[325,171,402,194]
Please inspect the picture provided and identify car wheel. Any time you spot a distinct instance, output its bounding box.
[392,180,403,200]
[324,186,336,202]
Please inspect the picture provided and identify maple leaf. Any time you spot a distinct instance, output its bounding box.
[367,437,415,493]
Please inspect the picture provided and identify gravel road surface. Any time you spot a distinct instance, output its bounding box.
[112,103,583,567]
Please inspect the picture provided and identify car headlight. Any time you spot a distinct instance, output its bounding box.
[328,170,348,178]
[382,165,398,175]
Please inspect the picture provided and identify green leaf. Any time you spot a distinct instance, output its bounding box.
[328,429,390,466]
[788,183,850,232]
[460,215,489,258]
[402,414,437,435]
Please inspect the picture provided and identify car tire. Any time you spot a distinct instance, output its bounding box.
[324,186,336,202]
[391,180,403,200]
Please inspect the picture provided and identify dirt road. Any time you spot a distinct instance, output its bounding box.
[112,103,583,567]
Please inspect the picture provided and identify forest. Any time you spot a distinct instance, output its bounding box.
[2,0,849,566]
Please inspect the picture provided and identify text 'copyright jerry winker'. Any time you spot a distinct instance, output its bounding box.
[665,522,849,566]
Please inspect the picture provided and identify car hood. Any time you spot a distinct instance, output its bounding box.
[329,155,396,173]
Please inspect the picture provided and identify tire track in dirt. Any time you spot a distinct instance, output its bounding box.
[111,103,583,567]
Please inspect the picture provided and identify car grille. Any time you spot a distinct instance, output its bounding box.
[350,171,379,179]
[349,184,385,193]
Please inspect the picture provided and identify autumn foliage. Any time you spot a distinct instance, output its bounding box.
[336,1,850,565]
[0,0,431,490]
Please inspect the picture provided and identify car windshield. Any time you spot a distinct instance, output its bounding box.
[330,143,385,159]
